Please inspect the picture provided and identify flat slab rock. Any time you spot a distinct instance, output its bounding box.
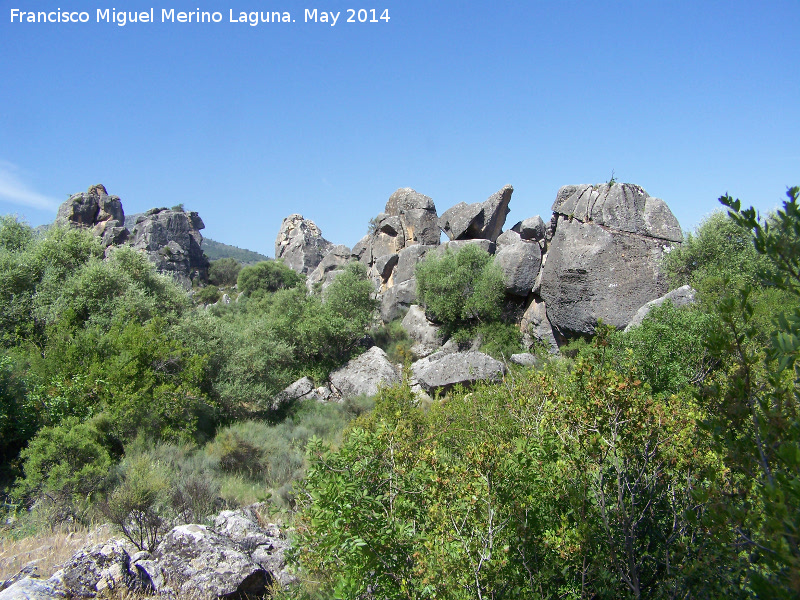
[412,351,506,393]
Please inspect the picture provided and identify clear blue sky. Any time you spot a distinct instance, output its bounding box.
[1,0,798,257]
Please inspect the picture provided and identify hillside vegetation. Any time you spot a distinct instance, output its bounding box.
[1,187,799,599]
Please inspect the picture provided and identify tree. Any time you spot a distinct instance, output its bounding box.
[208,257,241,287]
[237,260,303,296]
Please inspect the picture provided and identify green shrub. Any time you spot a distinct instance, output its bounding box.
[194,284,222,305]
[208,257,242,287]
[415,244,505,334]
[238,260,303,296]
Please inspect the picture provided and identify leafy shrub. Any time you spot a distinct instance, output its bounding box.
[415,244,505,334]
[194,284,222,305]
[208,257,242,287]
[238,260,303,296]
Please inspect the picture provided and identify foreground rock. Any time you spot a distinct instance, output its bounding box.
[540,184,681,336]
[129,207,209,288]
[412,351,506,393]
[275,214,334,274]
[0,506,292,600]
[329,346,401,399]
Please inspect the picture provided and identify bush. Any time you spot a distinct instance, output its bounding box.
[238,260,303,296]
[194,284,222,305]
[208,257,241,287]
[415,245,505,334]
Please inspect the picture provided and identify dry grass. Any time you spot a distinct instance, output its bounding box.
[0,523,117,581]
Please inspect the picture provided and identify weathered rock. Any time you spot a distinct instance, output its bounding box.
[129,208,209,288]
[0,577,65,600]
[381,280,417,323]
[149,524,270,599]
[624,285,697,331]
[272,376,316,410]
[510,353,539,367]
[439,185,513,242]
[385,188,440,246]
[49,539,132,598]
[401,305,443,357]
[520,296,560,354]
[496,229,522,248]
[394,244,436,285]
[494,241,542,296]
[274,214,334,275]
[511,216,547,242]
[551,183,682,242]
[56,184,124,229]
[412,351,506,393]
[307,244,352,288]
[540,216,674,335]
[373,253,399,286]
[329,346,401,399]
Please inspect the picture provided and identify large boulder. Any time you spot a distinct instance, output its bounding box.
[401,305,443,357]
[329,346,401,399]
[385,188,440,246]
[146,524,270,599]
[47,539,132,598]
[129,208,209,288]
[439,185,513,242]
[624,285,697,331]
[274,214,334,274]
[494,241,542,297]
[56,184,128,248]
[306,244,352,289]
[520,296,559,353]
[0,577,65,599]
[540,215,675,335]
[412,351,506,393]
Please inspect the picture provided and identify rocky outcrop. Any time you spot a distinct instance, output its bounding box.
[306,244,352,290]
[385,188,440,246]
[624,285,697,331]
[329,346,401,399]
[130,208,209,288]
[494,240,542,297]
[439,185,513,242]
[275,214,334,274]
[539,184,681,336]
[0,506,292,600]
[56,184,128,248]
[412,351,506,393]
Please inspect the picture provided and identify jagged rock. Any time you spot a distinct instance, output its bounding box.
[373,254,399,287]
[520,296,559,354]
[329,346,401,399]
[394,244,436,284]
[401,305,443,358]
[274,214,334,275]
[551,183,682,242]
[148,524,270,599]
[0,576,65,599]
[494,241,542,296]
[385,188,440,246]
[625,285,697,331]
[411,351,506,393]
[48,539,132,598]
[56,184,124,229]
[511,216,547,242]
[272,376,316,409]
[307,245,352,289]
[540,214,675,335]
[439,185,513,242]
[129,208,209,288]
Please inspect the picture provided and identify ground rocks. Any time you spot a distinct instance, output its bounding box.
[329,346,401,399]
[275,214,334,274]
[0,577,66,600]
[412,351,506,393]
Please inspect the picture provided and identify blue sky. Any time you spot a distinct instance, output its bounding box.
[1,0,798,256]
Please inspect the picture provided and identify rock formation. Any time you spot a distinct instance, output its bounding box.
[129,208,209,288]
[439,185,513,242]
[274,214,334,274]
[56,184,128,248]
